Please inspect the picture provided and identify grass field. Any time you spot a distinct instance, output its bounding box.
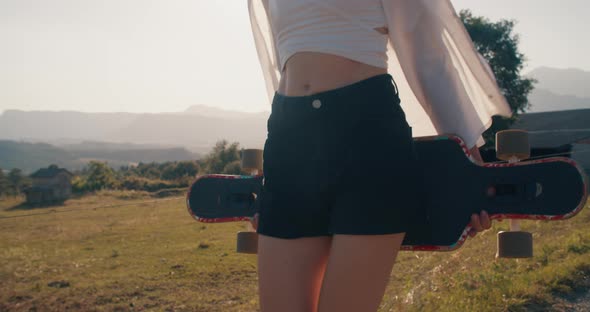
[1,191,589,311]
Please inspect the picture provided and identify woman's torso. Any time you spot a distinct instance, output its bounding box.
[279,53,388,96]
[270,0,390,96]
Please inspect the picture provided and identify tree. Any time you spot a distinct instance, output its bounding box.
[223,160,244,175]
[71,175,88,194]
[201,140,241,174]
[460,10,536,147]
[176,161,200,178]
[0,170,9,196]
[161,161,200,180]
[134,162,162,180]
[7,168,31,195]
[85,161,119,191]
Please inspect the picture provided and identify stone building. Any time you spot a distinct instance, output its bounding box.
[511,109,590,177]
[25,165,73,204]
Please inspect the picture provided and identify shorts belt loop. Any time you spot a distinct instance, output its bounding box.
[390,76,399,97]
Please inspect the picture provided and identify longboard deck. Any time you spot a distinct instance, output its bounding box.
[187,135,589,251]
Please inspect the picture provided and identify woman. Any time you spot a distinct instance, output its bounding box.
[247,1,511,311]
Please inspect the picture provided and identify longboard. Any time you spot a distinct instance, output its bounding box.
[187,135,588,251]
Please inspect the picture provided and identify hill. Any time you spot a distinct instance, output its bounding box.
[0,106,269,153]
[0,140,82,172]
[0,140,198,173]
[528,67,590,98]
[527,67,590,112]
[528,89,590,113]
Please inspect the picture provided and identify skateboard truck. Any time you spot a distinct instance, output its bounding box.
[236,149,262,254]
[494,130,534,258]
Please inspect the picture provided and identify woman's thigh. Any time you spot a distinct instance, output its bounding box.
[258,234,332,312]
[318,233,405,312]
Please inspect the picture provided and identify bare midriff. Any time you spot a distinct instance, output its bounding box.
[278,52,388,97]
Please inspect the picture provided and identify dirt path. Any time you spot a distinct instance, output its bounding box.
[551,290,590,311]
[550,279,590,312]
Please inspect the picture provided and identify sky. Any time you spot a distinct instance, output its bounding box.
[0,0,588,114]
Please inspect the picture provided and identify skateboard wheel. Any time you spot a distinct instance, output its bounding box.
[241,149,263,171]
[496,231,533,258]
[496,130,530,161]
[237,231,258,254]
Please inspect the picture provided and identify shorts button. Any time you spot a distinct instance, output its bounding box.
[312,99,322,109]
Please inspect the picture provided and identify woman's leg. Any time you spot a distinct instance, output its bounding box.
[258,234,332,312]
[317,233,405,312]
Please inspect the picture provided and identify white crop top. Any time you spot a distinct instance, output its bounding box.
[250,0,513,149]
[269,0,389,71]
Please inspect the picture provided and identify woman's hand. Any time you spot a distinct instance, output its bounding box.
[468,144,493,237]
[468,210,492,237]
[250,213,259,230]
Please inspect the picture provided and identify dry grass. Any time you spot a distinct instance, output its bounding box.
[0,193,589,311]
[0,194,257,311]
[381,199,590,312]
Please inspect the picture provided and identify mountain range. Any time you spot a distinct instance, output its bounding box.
[0,105,269,172]
[526,67,590,112]
[0,140,198,173]
[0,105,269,154]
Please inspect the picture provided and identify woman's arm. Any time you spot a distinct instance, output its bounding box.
[382,0,511,148]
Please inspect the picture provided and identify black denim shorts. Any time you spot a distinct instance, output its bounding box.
[257,74,421,239]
